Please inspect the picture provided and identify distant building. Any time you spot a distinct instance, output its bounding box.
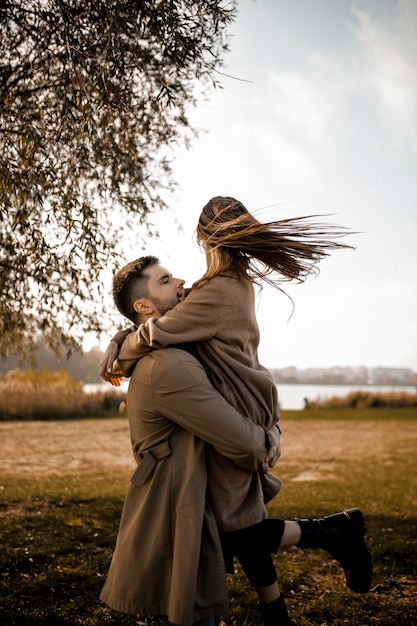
[269,365,415,386]
[367,367,415,385]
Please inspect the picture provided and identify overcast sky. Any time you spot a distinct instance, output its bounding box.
[112,0,417,372]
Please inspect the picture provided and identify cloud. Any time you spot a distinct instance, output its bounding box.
[266,71,337,144]
[352,0,417,150]
[249,0,417,155]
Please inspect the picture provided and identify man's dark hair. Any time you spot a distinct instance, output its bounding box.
[112,256,159,323]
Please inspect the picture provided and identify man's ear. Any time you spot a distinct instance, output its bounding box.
[133,298,153,316]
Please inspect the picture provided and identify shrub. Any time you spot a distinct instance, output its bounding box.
[0,368,126,420]
[309,389,417,409]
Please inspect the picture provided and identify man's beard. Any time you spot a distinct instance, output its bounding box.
[150,296,180,316]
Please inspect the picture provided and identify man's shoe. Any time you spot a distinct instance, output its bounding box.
[296,507,373,593]
[258,596,297,626]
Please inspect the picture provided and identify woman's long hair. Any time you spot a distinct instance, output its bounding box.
[194,196,353,289]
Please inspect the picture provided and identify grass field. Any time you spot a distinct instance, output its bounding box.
[1,408,416,625]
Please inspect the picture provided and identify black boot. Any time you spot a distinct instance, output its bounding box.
[296,507,373,593]
[258,596,297,626]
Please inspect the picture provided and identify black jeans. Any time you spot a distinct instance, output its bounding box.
[220,519,286,587]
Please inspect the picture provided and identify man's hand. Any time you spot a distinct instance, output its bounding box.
[266,425,281,468]
[100,341,122,384]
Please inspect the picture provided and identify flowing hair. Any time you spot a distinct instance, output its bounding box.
[194,196,353,289]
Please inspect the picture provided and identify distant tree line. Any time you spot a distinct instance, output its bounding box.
[0,337,104,383]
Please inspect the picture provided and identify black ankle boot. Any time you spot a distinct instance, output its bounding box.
[258,596,297,626]
[296,507,373,593]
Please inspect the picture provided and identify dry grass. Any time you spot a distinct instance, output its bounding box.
[308,389,417,409]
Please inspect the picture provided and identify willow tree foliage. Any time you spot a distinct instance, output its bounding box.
[0,0,236,356]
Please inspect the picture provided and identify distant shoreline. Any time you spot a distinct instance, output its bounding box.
[275,382,416,387]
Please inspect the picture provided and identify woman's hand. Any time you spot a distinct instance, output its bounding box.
[100,341,122,384]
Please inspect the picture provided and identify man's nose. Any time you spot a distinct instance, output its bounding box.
[176,278,185,287]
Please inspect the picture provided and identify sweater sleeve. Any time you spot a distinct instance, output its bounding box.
[151,349,268,473]
[118,280,224,376]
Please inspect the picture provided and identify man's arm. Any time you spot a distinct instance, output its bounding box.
[141,349,280,473]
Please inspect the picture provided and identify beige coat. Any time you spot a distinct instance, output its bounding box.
[100,347,271,625]
[118,272,282,531]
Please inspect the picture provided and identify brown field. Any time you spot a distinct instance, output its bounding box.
[1,414,416,479]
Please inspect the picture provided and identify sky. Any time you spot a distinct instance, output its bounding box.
[109,0,417,372]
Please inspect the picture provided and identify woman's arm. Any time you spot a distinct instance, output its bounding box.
[118,280,224,376]
[100,326,136,383]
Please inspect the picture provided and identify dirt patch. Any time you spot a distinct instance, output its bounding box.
[278,418,394,481]
[0,418,134,477]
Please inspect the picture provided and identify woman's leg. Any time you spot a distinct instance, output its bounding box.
[220,521,285,592]
[261,509,373,593]
[220,522,297,624]
[280,520,302,547]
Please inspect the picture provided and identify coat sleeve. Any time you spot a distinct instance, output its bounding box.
[118,281,224,376]
[150,349,269,473]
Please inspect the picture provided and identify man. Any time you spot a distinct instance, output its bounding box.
[99,257,280,626]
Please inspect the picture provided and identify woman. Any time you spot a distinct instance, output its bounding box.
[102,197,372,625]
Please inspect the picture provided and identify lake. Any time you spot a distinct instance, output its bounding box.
[86,381,415,411]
